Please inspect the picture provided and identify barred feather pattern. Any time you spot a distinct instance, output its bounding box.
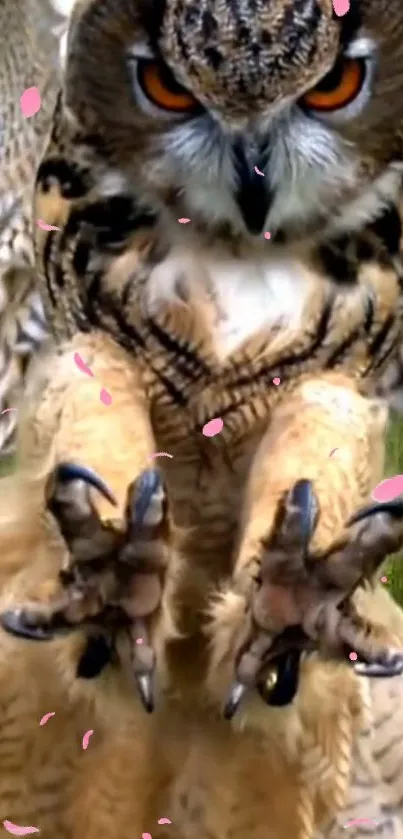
[0,0,71,454]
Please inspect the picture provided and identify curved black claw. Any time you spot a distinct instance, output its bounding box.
[223,648,304,718]
[258,648,302,707]
[348,498,403,526]
[131,621,156,713]
[354,654,403,678]
[128,469,162,529]
[135,672,155,713]
[288,479,319,555]
[223,681,249,720]
[52,463,118,507]
[0,609,59,641]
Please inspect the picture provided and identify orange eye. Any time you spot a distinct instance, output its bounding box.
[301,58,366,112]
[137,60,198,113]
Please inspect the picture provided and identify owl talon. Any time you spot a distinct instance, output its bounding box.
[47,462,117,509]
[130,620,156,712]
[287,479,319,554]
[0,608,73,640]
[127,468,164,530]
[348,497,403,525]
[1,466,172,710]
[44,461,119,554]
[354,653,403,678]
[223,681,248,720]
[221,480,320,719]
[220,474,403,719]
[135,672,155,713]
[223,645,304,719]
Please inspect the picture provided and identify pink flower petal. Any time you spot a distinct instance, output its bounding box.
[148,452,174,460]
[73,352,94,378]
[264,232,271,240]
[371,475,403,503]
[158,819,172,825]
[3,822,39,836]
[20,87,41,118]
[202,417,224,437]
[272,377,281,386]
[254,166,264,176]
[39,712,55,726]
[36,219,60,232]
[99,388,112,405]
[332,0,350,16]
[349,651,358,661]
[178,218,191,224]
[82,729,94,750]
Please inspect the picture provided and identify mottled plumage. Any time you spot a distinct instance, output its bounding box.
[0,362,403,839]
[0,0,69,452]
[3,0,403,837]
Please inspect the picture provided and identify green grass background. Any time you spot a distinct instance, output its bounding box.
[383,413,403,605]
[1,415,403,604]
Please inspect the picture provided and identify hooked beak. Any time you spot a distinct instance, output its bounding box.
[232,138,272,235]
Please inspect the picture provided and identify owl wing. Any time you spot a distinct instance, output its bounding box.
[0,0,70,454]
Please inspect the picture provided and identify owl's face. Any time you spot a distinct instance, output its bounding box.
[66,0,403,245]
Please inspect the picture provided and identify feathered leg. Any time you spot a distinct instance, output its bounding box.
[206,373,403,718]
[0,332,174,712]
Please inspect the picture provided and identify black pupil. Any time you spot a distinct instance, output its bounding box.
[156,61,187,95]
[314,57,347,92]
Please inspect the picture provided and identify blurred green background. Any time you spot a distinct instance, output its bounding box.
[1,414,403,605]
[383,413,403,605]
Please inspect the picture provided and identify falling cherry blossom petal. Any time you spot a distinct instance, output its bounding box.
[371,475,403,503]
[36,219,60,231]
[73,352,94,378]
[99,388,112,405]
[39,712,55,726]
[202,418,224,437]
[148,452,174,460]
[3,822,39,836]
[332,0,350,16]
[20,87,41,118]
[82,729,94,750]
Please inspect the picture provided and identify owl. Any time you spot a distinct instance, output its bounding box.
[10,0,402,709]
[2,0,403,836]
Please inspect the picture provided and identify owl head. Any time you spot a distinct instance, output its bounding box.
[64,0,403,244]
